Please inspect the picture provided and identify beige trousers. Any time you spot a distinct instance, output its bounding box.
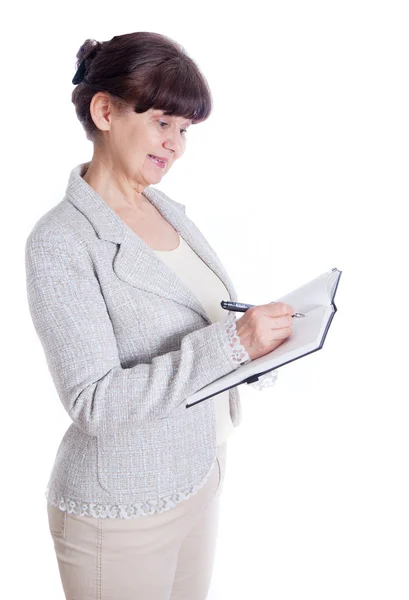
[47,441,227,600]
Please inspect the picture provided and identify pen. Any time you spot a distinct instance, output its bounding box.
[220,301,306,318]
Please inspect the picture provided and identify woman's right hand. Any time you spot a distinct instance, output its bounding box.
[235,302,296,361]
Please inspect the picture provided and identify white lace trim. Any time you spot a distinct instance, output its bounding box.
[249,369,278,390]
[45,460,217,520]
[223,312,251,366]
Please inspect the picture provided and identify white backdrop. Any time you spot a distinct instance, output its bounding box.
[3,0,408,598]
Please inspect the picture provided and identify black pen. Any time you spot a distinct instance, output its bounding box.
[220,301,306,318]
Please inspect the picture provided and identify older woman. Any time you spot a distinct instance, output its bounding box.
[25,31,293,600]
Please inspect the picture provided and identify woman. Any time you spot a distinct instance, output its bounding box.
[25,32,294,600]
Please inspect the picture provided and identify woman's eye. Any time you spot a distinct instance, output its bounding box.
[159,121,187,135]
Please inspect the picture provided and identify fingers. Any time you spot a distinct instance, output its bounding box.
[263,301,295,317]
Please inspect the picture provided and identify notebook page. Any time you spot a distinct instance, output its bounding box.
[274,270,332,313]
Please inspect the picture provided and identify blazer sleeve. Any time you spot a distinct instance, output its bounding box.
[25,226,244,437]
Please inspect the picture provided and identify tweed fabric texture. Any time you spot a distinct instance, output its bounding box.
[25,162,248,518]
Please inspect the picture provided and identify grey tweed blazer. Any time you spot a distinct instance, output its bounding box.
[25,162,243,517]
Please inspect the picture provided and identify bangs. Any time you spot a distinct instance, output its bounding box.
[130,57,212,125]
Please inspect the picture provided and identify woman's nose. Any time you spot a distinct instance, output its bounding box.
[163,132,184,157]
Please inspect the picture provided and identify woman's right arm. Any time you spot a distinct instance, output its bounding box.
[25,226,247,438]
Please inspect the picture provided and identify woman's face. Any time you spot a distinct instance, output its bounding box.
[90,93,192,191]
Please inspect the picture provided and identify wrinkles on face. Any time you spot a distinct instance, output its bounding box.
[84,100,193,211]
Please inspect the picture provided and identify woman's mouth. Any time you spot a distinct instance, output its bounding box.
[148,155,167,168]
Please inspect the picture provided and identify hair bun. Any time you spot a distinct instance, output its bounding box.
[72,39,102,85]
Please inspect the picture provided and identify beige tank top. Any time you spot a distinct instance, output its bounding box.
[153,233,235,447]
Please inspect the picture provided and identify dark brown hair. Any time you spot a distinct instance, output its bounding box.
[71,32,213,144]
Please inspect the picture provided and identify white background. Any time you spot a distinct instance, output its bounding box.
[3,0,408,598]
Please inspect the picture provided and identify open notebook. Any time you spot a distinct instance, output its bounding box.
[185,267,342,409]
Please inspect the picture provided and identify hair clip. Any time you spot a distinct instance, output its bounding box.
[72,59,87,85]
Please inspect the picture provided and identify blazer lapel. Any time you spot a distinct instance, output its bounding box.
[66,162,238,324]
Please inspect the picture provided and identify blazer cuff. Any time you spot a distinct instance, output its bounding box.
[218,311,251,369]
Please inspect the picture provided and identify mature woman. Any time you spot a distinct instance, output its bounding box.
[25,32,294,600]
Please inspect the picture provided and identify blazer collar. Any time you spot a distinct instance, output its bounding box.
[65,162,237,324]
